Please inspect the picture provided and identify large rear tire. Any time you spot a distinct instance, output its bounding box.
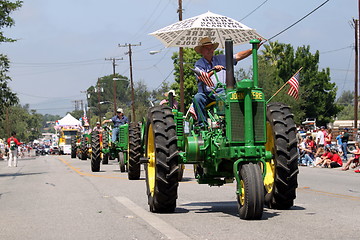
[71,136,76,158]
[237,162,264,220]
[145,105,179,213]
[91,132,101,172]
[264,102,299,209]
[80,137,88,160]
[128,123,142,180]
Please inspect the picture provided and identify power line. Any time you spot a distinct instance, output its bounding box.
[268,0,330,41]
[239,0,269,21]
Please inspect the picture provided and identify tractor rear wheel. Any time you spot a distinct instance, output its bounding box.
[80,137,88,160]
[237,162,264,220]
[145,105,179,213]
[119,152,126,172]
[71,136,76,158]
[265,102,299,209]
[91,132,101,172]
[128,123,142,180]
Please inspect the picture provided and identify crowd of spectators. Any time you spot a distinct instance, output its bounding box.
[297,126,360,173]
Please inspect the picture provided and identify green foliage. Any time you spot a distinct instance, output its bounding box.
[0,0,23,43]
[337,90,354,106]
[0,104,42,142]
[259,41,341,126]
[150,81,171,105]
[0,1,22,118]
[336,104,358,120]
[86,75,152,123]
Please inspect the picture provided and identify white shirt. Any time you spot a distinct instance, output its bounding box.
[316,131,325,145]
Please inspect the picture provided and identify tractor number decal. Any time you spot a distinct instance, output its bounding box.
[230,91,263,100]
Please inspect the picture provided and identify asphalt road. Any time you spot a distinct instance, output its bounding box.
[0,154,359,240]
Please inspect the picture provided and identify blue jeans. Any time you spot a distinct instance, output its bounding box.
[342,142,348,160]
[112,127,119,142]
[193,92,217,124]
[302,154,314,166]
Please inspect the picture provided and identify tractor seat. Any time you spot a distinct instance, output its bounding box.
[205,101,216,109]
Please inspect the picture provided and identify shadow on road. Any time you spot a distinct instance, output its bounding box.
[0,172,47,178]
[177,201,303,220]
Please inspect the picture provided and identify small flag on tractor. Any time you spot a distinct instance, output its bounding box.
[287,71,300,100]
[191,68,214,87]
[189,104,197,120]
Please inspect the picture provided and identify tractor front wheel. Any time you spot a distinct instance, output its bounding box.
[119,152,126,172]
[237,162,264,220]
[145,105,179,213]
[265,102,299,209]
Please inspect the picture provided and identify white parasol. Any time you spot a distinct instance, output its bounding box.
[150,11,263,48]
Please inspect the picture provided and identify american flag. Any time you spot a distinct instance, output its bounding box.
[287,71,300,100]
[191,68,214,87]
[188,104,197,120]
[83,107,89,125]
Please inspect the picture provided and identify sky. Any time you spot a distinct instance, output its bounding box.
[1,0,358,116]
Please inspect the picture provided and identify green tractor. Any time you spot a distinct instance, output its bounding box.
[90,123,142,180]
[141,39,299,220]
[70,133,91,160]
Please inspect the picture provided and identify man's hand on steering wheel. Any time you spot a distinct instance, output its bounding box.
[208,65,225,73]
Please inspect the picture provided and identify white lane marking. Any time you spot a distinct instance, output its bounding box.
[115,196,191,240]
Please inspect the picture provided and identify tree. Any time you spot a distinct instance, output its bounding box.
[0,1,23,118]
[259,42,341,126]
[337,90,354,106]
[0,104,42,142]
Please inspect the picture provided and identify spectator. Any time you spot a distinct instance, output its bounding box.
[324,128,332,147]
[314,145,333,167]
[316,127,325,149]
[341,128,350,161]
[6,132,22,167]
[341,142,360,171]
[322,146,342,168]
[298,136,315,166]
[336,131,343,155]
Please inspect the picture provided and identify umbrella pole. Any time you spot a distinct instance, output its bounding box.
[178,0,185,113]
[179,47,185,113]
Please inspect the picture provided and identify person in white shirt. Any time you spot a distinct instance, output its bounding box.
[316,127,325,148]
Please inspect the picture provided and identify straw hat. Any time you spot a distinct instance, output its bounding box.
[194,37,219,54]
[164,90,176,97]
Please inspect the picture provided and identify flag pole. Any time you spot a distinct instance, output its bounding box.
[266,67,303,104]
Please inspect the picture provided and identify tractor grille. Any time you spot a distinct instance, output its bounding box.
[229,102,265,143]
[118,125,129,149]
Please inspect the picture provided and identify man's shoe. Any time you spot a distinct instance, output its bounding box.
[354,169,360,173]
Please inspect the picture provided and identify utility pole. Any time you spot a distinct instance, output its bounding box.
[118,43,141,122]
[178,0,185,113]
[105,57,123,114]
[96,79,103,122]
[354,18,359,129]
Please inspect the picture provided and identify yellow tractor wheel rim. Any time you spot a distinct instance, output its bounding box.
[264,122,276,194]
[147,124,156,196]
[240,179,245,205]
